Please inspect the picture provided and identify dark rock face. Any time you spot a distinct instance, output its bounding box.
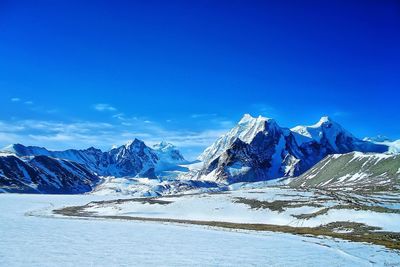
[0,155,99,194]
[106,139,159,178]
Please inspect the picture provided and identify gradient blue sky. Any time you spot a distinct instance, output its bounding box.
[0,0,399,159]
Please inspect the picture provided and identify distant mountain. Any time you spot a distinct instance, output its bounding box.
[0,139,186,193]
[0,155,99,193]
[107,139,159,178]
[2,139,187,179]
[362,137,400,155]
[196,114,389,183]
[290,152,400,191]
[153,141,186,166]
[2,144,107,174]
[363,135,392,143]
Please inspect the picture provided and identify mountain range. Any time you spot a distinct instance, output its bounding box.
[0,114,397,193]
[0,140,185,193]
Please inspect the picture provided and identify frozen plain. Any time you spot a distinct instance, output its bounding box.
[1,194,400,266]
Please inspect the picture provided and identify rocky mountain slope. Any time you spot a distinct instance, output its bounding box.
[290,152,400,191]
[0,139,186,193]
[196,114,389,183]
[0,155,99,193]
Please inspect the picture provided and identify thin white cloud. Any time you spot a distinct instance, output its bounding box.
[333,111,350,117]
[250,103,277,118]
[24,101,33,105]
[191,113,217,119]
[0,132,20,144]
[112,113,125,120]
[11,97,21,102]
[93,103,117,112]
[28,133,74,142]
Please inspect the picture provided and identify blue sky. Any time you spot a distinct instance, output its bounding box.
[0,1,399,159]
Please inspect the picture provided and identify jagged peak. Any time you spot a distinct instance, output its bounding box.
[316,115,332,125]
[291,116,357,148]
[0,144,20,155]
[124,138,144,147]
[85,146,102,153]
[2,144,17,152]
[239,114,274,124]
[3,143,27,151]
[198,114,280,163]
[153,141,174,150]
[238,114,279,134]
[159,140,169,147]
[292,116,339,132]
[1,144,51,156]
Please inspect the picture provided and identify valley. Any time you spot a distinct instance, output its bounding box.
[53,185,400,250]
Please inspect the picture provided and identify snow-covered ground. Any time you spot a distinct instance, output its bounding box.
[91,176,223,196]
[84,187,400,232]
[2,194,400,266]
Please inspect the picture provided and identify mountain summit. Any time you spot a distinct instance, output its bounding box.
[198,114,279,164]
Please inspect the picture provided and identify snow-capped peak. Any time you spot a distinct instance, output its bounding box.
[291,116,353,146]
[123,138,145,150]
[124,140,134,147]
[236,114,278,142]
[1,143,51,157]
[153,141,185,164]
[198,114,280,163]
[238,114,275,126]
[1,144,17,154]
[153,141,175,151]
[315,116,332,126]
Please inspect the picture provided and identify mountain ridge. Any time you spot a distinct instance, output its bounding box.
[2,139,187,178]
[196,114,390,183]
[0,139,187,193]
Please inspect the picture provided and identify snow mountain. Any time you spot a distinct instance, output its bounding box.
[0,114,394,192]
[153,141,186,165]
[196,114,389,183]
[363,135,392,143]
[362,137,400,155]
[2,139,187,179]
[0,139,187,193]
[2,144,107,174]
[0,155,99,193]
[107,139,159,178]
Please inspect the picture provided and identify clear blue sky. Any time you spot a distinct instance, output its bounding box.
[0,0,399,159]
